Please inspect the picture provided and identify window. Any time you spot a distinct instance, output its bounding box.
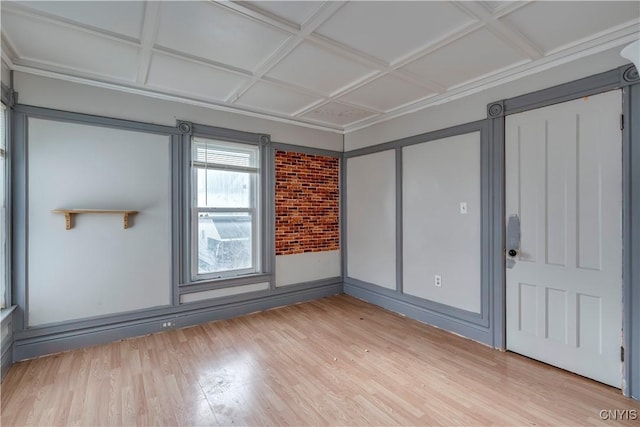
[0,103,6,309]
[191,137,260,280]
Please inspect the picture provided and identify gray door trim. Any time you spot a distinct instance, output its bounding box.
[488,63,639,398]
[623,80,640,399]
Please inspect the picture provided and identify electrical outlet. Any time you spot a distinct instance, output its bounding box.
[162,320,175,328]
[434,275,442,287]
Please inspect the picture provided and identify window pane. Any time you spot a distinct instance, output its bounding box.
[197,212,253,274]
[196,168,253,208]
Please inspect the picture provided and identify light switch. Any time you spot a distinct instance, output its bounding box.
[460,202,467,214]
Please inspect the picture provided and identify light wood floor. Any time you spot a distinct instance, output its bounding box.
[2,295,639,426]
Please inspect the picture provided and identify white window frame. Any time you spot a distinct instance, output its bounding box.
[190,137,261,282]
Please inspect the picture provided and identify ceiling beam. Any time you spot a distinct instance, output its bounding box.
[222,1,347,104]
[453,1,544,60]
[136,1,161,84]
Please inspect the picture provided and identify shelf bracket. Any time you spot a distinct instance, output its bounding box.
[64,212,73,230]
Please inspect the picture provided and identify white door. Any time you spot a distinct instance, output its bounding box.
[505,90,622,387]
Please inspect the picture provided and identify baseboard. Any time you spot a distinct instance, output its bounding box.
[1,343,13,381]
[13,282,343,361]
[344,281,493,346]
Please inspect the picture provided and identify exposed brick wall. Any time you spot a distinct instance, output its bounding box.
[275,150,340,256]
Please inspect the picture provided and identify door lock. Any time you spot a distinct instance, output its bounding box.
[506,215,521,268]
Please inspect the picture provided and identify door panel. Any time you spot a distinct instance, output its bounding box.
[505,90,622,387]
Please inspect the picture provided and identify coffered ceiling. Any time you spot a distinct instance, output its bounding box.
[1,1,638,133]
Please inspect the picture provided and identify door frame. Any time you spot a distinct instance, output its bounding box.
[488,64,640,398]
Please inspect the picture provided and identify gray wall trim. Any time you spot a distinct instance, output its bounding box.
[344,119,486,158]
[12,107,178,334]
[344,281,492,346]
[395,148,403,294]
[170,134,182,307]
[345,277,487,327]
[0,306,15,381]
[267,145,276,290]
[480,123,492,333]
[622,65,639,85]
[15,304,176,340]
[1,343,13,380]
[3,100,13,311]
[497,65,635,117]
[271,142,342,157]
[11,111,27,331]
[13,281,342,361]
[14,104,178,136]
[270,142,343,289]
[1,83,16,107]
[488,115,506,349]
[343,120,491,345]
[179,121,274,290]
[14,276,342,341]
[186,121,269,146]
[181,131,191,285]
[340,152,347,280]
[625,82,640,399]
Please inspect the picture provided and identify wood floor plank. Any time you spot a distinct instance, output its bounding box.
[2,295,639,426]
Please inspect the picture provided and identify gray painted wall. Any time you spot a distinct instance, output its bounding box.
[402,132,481,313]
[7,100,345,364]
[343,120,492,346]
[27,118,172,326]
[346,150,396,290]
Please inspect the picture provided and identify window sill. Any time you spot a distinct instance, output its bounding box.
[0,306,16,325]
[179,273,272,293]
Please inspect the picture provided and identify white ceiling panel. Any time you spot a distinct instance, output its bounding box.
[301,101,377,126]
[1,0,635,133]
[235,81,320,115]
[246,1,323,26]
[314,1,476,64]
[155,1,292,71]
[338,75,434,112]
[401,28,528,89]
[146,53,250,101]
[501,1,640,53]
[266,41,376,95]
[8,1,145,40]
[2,10,139,81]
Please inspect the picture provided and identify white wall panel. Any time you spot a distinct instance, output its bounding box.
[346,150,396,289]
[275,250,340,287]
[180,283,270,304]
[402,132,481,313]
[27,119,171,326]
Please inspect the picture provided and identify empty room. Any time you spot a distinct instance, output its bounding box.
[1,0,640,425]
